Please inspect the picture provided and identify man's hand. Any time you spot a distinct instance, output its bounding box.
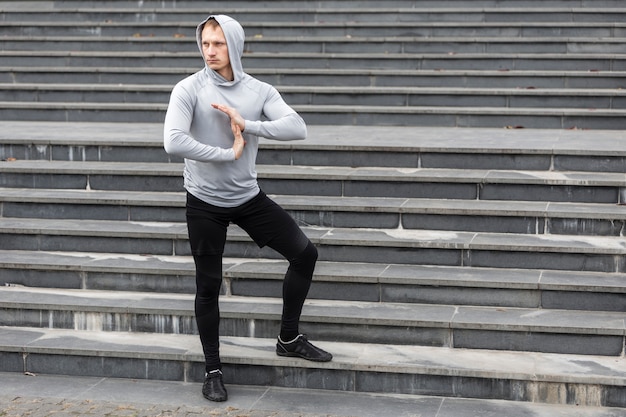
[211,103,245,132]
[212,103,246,160]
[231,123,245,160]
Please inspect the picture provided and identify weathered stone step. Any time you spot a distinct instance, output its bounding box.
[2,83,624,110]
[4,373,625,417]
[2,67,625,89]
[2,188,625,236]
[1,286,625,355]
[2,249,624,311]
[1,160,623,203]
[4,35,626,55]
[2,7,625,24]
[0,217,624,273]
[1,50,624,72]
[1,326,625,406]
[6,0,626,9]
[1,100,625,128]
[2,122,625,172]
[2,20,626,38]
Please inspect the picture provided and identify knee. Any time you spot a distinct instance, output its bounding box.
[290,240,318,272]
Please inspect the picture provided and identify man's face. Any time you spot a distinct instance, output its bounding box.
[201,23,232,81]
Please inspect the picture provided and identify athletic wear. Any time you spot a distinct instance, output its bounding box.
[163,15,331,394]
[163,14,307,208]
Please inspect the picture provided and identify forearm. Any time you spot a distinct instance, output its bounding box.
[164,127,235,161]
[244,113,307,141]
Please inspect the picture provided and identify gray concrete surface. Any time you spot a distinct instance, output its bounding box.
[2,372,626,417]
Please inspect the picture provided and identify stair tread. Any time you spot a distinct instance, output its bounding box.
[0,217,624,254]
[2,159,623,186]
[3,50,626,58]
[3,83,626,96]
[7,34,626,42]
[2,325,625,385]
[2,101,625,118]
[3,66,626,76]
[1,249,625,292]
[1,286,625,334]
[2,121,625,155]
[2,188,625,220]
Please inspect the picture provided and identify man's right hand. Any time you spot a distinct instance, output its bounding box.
[232,122,245,160]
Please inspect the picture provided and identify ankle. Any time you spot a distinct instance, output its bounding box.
[278,334,301,344]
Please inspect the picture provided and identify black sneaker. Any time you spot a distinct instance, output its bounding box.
[276,334,332,362]
[202,370,228,402]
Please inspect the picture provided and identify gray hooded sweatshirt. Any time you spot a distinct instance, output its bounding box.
[163,14,307,207]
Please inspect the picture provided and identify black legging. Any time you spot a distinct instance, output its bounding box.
[186,191,318,372]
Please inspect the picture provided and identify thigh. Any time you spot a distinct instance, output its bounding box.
[235,192,310,259]
[186,192,229,256]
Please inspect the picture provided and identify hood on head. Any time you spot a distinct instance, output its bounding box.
[196,14,245,85]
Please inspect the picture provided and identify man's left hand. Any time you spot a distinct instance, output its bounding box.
[211,103,245,132]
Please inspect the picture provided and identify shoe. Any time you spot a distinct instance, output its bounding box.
[276,334,332,362]
[202,370,228,402]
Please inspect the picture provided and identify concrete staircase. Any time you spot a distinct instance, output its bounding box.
[1,0,626,410]
[1,0,626,128]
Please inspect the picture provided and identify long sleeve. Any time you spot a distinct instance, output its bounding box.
[163,82,235,162]
[244,86,307,141]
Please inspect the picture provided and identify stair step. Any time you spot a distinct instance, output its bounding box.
[2,20,625,38]
[2,102,621,128]
[5,0,626,8]
[2,122,626,171]
[4,36,626,55]
[4,373,624,417]
[1,326,625,406]
[2,7,626,24]
[0,287,625,356]
[1,286,625,355]
[1,159,623,203]
[2,84,624,110]
[0,217,624,272]
[1,50,625,72]
[2,188,625,236]
[2,100,625,128]
[2,67,625,89]
[1,249,625,310]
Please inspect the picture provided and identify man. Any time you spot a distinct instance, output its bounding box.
[163,14,332,403]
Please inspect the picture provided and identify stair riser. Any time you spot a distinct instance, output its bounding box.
[1,268,197,294]
[2,106,625,129]
[0,173,621,203]
[3,143,626,173]
[1,350,624,407]
[5,39,626,55]
[3,201,625,237]
[3,25,625,39]
[0,144,180,163]
[0,233,623,273]
[3,70,624,89]
[1,307,623,356]
[1,54,624,72]
[236,279,626,312]
[7,0,626,8]
[2,267,625,312]
[0,172,621,203]
[3,89,624,110]
[2,9,626,23]
[299,110,626,130]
